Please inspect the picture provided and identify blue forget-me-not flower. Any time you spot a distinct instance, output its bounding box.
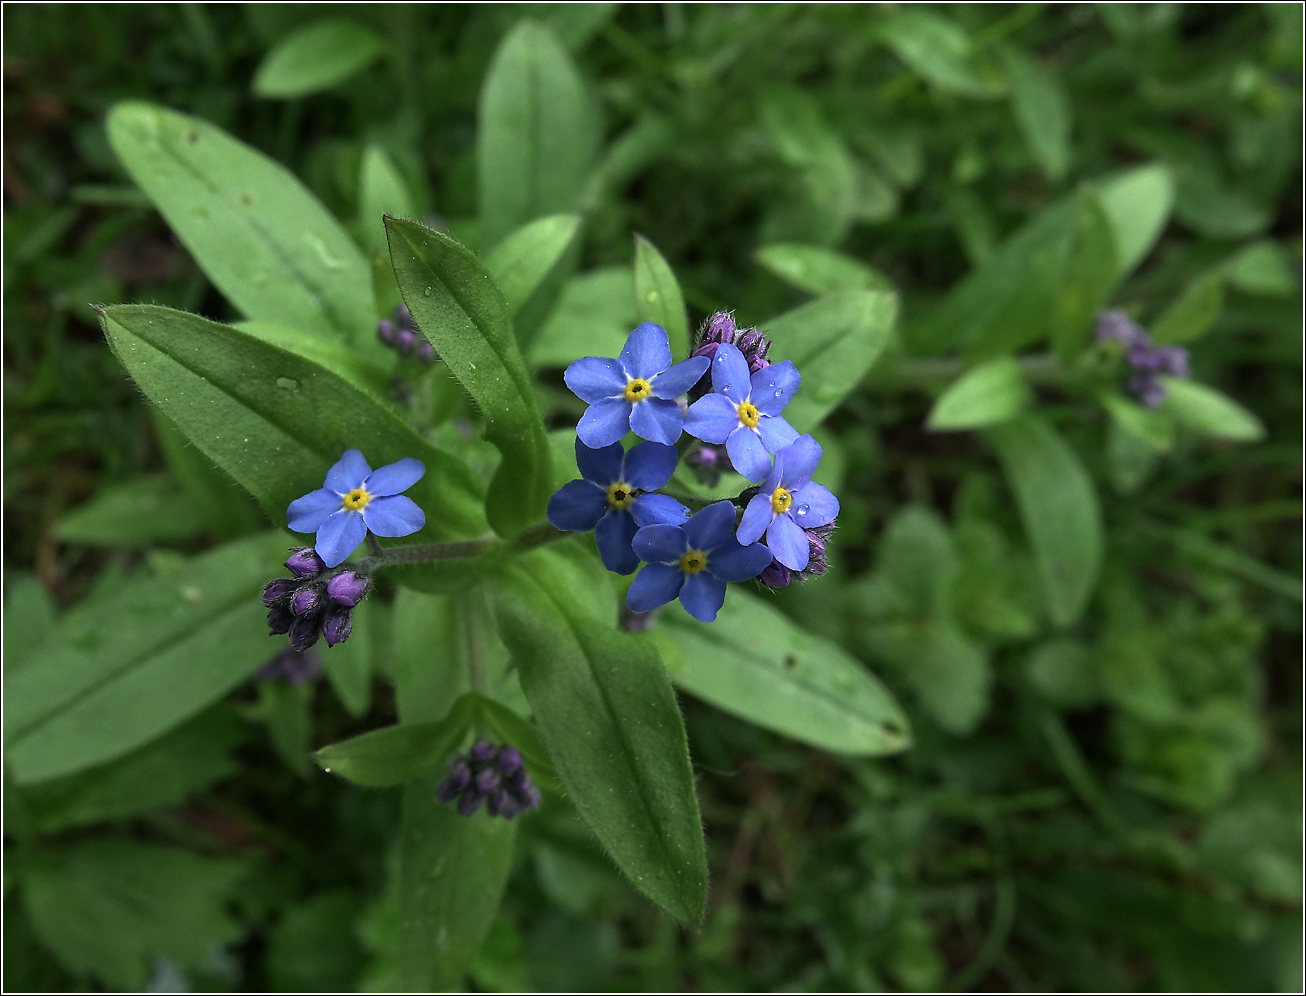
[547,437,689,574]
[736,435,839,571]
[683,342,801,482]
[564,322,710,448]
[627,500,774,622]
[287,450,426,567]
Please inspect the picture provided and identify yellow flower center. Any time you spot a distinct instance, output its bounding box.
[771,486,792,514]
[624,378,652,402]
[606,481,636,509]
[678,549,709,575]
[737,401,760,428]
[342,487,371,511]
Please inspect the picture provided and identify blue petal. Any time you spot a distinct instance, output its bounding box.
[684,500,736,552]
[650,356,710,399]
[710,343,752,403]
[726,427,772,482]
[767,513,810,571]
[575,437,623,486]
[325,449,371,493]
[547,479,608,532]
[791,482,840,528]
[316,510,368,568]
[735,492,774,546]
[623,441,678,491]
[775,434,823,489]
[595,510,640,575]
[632,493,690,528]
[619,322,673,380]
[362,495,425,537]
[364,457,425,496]
[626,562,684,613]
[287,488,341,533]
[633,523,687,563]
[679,572,728,623]
[629,397,683,445]
[757,414,800,454]
[751,360,801,416]
[577,397,633,448]
[706,537,775,582]
[564,356,627,403]
[683,394,738,444]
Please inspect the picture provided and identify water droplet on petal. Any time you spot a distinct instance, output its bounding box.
[796,504,810,517]
[774,389,782,398]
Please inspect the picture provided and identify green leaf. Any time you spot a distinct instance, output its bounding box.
[23,840,245,990]
[1225,240,1296,297]
[1051,191,1119,362]
[4,532,288,783]
[1151,270,1224,344]
[485,213,582,316]
[315,696,476,787]
[999,45,1071,182]
[234,318,394,408]
[386,218,552,536]
[1026,638,1101,709]
[320,598,375,717]
[267,892,366,994]
[252,19,385,99]
[1094,163,1175,279]
[762,290,897,432]
[867,620,991,735]
[359,145,416,256]
[2,575,56,670]
[987,416,1103,628]
[926,358,1031,431]
[756,243,892,295]
[477,19,597,248]
[663,592,910,755]
[399,780,516,990]
[472,693,562,792]
[107,102,373,342]
[54,474,212,545]
[152,411,263,540]
[490,544,707,923]
[876,10,999,97]
[391,588,466,722]
[100,304,486,548]
[528,267,637,369]
[1159,378,1266,441]
[634,234,690,361]
[253,680,314,776]
[1100,391,1174,451]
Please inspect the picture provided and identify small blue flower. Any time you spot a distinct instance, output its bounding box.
[683,343,801,481]
[287,450,426,567]
[736,435,839,571]
[547,438,689,574]
[627,500,774,622]
[564,322,710,448]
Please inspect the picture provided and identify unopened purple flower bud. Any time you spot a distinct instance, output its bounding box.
[800,533,830,580]
[417,340,438,364]
[291,585,324,616]
[436,762,472,802]
[489,787,519,820]
[496,746,523,775]
[515,779,542,811]
[469,739,496,764]
[700,311,736,347]
[474,767,501,793]
[394,303,413,330]
[1153,345,1189,378]
[262,578,295,606]
[396,329,416,356]
[758,559,792,589]
[267,604,295,635]
[1095,309,1148,350]
[326,571,369,607]
[285,547,325,579]
[377,319,397,346]
[457,788,485,816]
[321,606,353,647]
[289,614,320,652]
[735,327,771,373]
[1130,374,1167,408]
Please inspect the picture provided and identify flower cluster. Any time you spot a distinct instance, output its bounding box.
[263,547,371,651]
[377,303,438,364]
[549,317,839,623]
[1095,309,1190,407]
[437,739,542,820]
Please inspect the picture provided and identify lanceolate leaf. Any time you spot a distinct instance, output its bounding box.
[386,217,552,536]
[484,213,582,316]
[927,357,1031,431]
[756,243,892,295]
[1160,377,1266,441]
[107,102,373,342]
[100,304,487,545]
[763,290,898,432]
[664,593,911,755]
[4,532,288,783]
[987,415,1103,628]
[315,697,476,787]
[1094,163,1174,280]
[477,19,597,248]
[252,19,385,99]
[634,234,690,361]
[490,544,707,924]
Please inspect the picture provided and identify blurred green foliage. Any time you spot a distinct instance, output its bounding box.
[3,3,1300,991]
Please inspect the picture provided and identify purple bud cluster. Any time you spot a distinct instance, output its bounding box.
[1094,309,1190,408]
[263,547,371,651]
[757,522,835,589]
[257,646,323,685]
[377,304,439,364]
[436,739,542,820]
[685,442,734,488]
[687,311,772,401]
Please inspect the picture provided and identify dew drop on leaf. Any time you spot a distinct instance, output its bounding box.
[424,286,433,296]
[276,377,300,393]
